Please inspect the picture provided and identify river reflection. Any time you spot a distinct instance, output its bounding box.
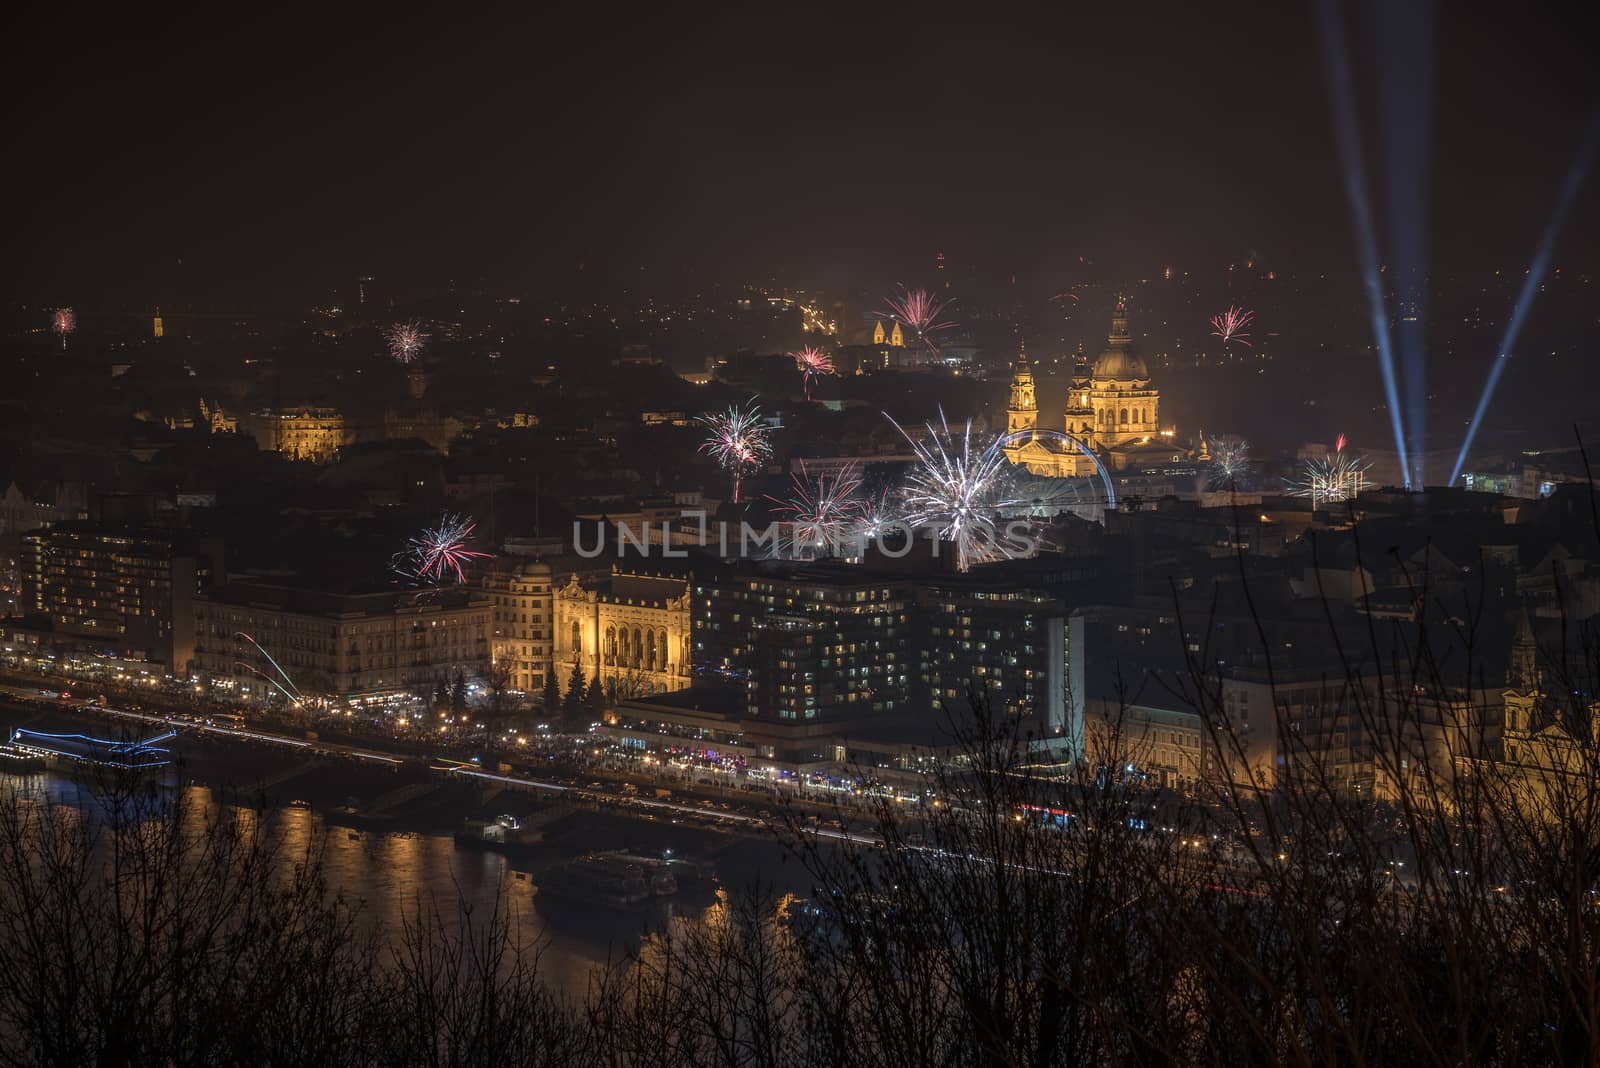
[4,765,802,999]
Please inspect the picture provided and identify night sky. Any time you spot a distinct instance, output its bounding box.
[7,2,1595,305]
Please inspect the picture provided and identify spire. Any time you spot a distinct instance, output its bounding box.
[1006,336,1037,438]
[1511,604,1538,691]
[1109,297,1130,342]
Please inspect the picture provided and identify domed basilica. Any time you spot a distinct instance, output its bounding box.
[1003,298,1188,477]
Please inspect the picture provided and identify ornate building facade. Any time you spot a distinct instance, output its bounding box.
[193,582,491,703]
[1004,298,1181,476]
[476,555,555,694]
[552,566,691,698]
[243,407,348,463]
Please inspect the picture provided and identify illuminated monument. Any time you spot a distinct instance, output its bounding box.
[1005,299,1178,475]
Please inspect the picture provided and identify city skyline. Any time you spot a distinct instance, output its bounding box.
[5,4,1600,1063]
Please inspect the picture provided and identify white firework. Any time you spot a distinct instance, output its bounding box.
[385,320,426,363]
[768,460,866,558]
[698,401,774,503]
[889,410,1025,571]
[1291,439,1368,507]
[1207,436,1251,489]
[859,486,899,541]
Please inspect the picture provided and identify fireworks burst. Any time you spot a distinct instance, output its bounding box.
[385,320,426,364]
[1206,435,1251,488]
[790,345,836,400]
[52,307,75,348]
[890,410,1025,571]
[1209,305,1255,347]
[1291,437,1369,508]
[880,287,958,355]
[767,460,865,557]
[859,486,899,542]
[698,401,773,503]
[395,513,494,584]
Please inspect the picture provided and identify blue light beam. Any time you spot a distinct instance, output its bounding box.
[1449,120,1599,487]
[1377,0,1436,488]
[1314,0,1411,486]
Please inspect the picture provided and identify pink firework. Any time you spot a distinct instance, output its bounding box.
[396,514,493,584]
[384,320,426,363]
[52,307,76,347]
[1209,305,1255,347]
[697,401,773,503]
[880,286,958,354]
[791,345,836,399]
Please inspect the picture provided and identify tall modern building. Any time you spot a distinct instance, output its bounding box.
[19,522,221,670]
[692,558,1079,741]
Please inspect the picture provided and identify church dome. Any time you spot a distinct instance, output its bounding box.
[1092,299,1147,379]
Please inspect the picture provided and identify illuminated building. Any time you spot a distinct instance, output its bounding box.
[693,560,1078,739]
[243,407,348,463]
[18,522,220,671]
[152,307,164,338]
[193,582,490,702]
[198,398,236,434]
[1005,299,1184,475]
[1497,608,1597,817]
[552,567,691,699]
[0,480,88,538]
[475,555,556,694]
[1084,699,1202,792]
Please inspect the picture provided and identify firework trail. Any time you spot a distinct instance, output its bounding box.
[880,287,958,355]
[52,307,76,348]
[888,410,1025,571]
[385,320,426,363]
[790,345,836,399]
[1290,436,1369,507]
[1206,435,1251,488]
[698,401,773,503]
[395,514,494,583]
[234,632,304,703]
[768,460,865,557]
[1209,305,1255,347]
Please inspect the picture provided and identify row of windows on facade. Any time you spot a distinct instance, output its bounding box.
[573,622,679,671]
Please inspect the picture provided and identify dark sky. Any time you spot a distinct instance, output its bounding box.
[6,1,1595,306]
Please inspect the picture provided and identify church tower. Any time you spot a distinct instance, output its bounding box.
[1090,298,1159,449]
[1065,341,1096,446]
[1503,605,1542,742]
[1006,339,1037,437]
[1510,606,1539,693]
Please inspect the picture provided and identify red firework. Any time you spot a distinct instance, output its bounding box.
[1209,305,1255,347]
[791,345,836,399]
[52,307,76,346]
[396,514,493,584]
[880,287,958,354]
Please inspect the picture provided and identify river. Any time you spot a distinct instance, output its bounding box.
[1,711,817,999]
